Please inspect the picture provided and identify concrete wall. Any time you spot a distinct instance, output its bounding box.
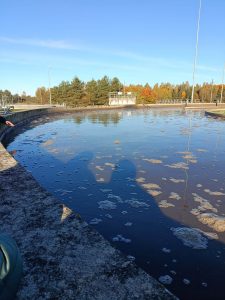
[0,108,51,141]
[205,110,225,119]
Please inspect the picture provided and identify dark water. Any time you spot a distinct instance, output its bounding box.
[5,108,225,300]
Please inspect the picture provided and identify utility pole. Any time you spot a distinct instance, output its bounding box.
[191,0,202,103]
[48,67,52,106]
[210,79,214,103]
[220,63,225,103]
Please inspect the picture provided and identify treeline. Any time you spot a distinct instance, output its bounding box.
[1,76,224,105]
[0,89,35,103]
[35,76,223,106]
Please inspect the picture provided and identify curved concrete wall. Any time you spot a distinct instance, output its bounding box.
[0,108,52,141]
[0,108,177,300]
[205,110,225,119]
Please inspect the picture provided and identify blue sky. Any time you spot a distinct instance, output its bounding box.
[0,0,225,95]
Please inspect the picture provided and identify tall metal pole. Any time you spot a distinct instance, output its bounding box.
[210,79,214,102]
[191,0,202,103]
[220,63,225,103]
[48,67,52,106]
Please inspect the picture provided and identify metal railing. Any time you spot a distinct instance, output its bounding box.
[156,99,187,104]
[0,96,14,114]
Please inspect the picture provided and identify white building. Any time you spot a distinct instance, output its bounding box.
[109,92,136,106]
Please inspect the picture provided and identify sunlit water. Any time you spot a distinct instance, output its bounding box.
[5,108,225,300]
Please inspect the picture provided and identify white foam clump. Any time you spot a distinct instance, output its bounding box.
[142,183,161,189]
[108,194,123,203]
[95,165,104,171]
[105,214,113,219]
[159,200,175,208]
[176,151,192,155]
[165,162,189,170]
[197,213,225,232]
[183,278,191,285]
[124,222,132,226]
[97,178,105,182]
[98,200,117,210]
[190,208,202,215]
[89,218,102,225]
[136,177,146,183]
[169,192,181,200]
[169,178,185,183]
[197,148,207,152]
[105,162,116,168]
[127,255,135,261]
[125,199,150,208]
[204,189,225,196]
[143,158,162,164]
[182,154,195,160]
[112,234,131,243]
[200,231,218,240]
[158,275,173,285]
[78,186,87,190]
[162,247,171,253]
[181,153,197,163]
[148,190,162,196]
[141,183,162,196]
[171,227,208,249]
[126,177,135,182]
[100,189,112,193]
[192,193,217,213]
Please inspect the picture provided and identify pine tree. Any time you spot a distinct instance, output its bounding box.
[96,76,111,105]
[110,77,123,92]
[86,79,98,105]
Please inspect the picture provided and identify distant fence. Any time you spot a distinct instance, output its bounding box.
[156,99,186,104]
[156,99,221,104]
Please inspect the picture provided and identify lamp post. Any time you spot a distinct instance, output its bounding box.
[210,79,214,103]
[220,63,225,103]
[191,0,202,103]
[48,67,52,106]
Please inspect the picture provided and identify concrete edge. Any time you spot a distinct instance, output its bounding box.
[205,110,225,119]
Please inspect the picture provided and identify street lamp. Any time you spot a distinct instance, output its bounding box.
[191,0,202,103]
[210,79,214,102]
[220,63,225,103]
[48,67,52,106]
